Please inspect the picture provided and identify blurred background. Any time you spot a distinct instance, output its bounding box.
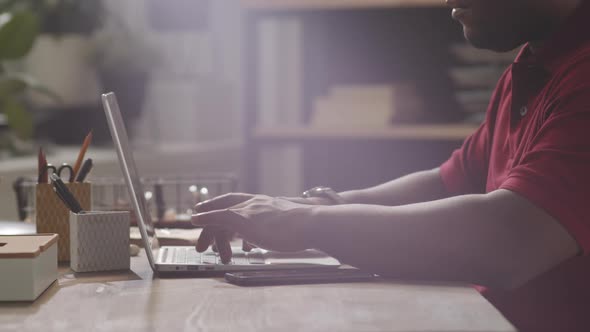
[0,0,519,221]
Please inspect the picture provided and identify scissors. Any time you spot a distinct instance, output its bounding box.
[45,163,75,183]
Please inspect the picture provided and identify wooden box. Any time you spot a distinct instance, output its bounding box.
[36,183,91,261]
[0,234,58,301]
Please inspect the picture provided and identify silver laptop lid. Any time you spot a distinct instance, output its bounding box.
[102,92,160,270]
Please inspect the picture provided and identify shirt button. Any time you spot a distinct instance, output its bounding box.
[520,106,528,117]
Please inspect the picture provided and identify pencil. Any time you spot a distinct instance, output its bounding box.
[42,150,49,183]
[37,148,49,184]
[37,148,44,184]
[72,131,93,178]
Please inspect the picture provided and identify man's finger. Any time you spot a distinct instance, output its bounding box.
[193,193,253,213]
[215,231,233,264]
[192,209,243,229]
[196,226,216,252]
[242,239,256,252]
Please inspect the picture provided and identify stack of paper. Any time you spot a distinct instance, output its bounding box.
[311,84,424,128]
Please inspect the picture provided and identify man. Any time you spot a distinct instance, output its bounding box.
[193,0,590,330]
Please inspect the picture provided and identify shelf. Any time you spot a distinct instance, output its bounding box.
[241,0,445,11]
[0,141,241,174]
[253,124,479,142]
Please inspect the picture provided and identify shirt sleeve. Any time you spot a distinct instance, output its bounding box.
[439,70,510,196]
[500,100,590,254]
[440,122,491,195]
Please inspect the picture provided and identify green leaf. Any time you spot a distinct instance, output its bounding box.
[0,0,21,14]
[0,75,26,97]
[0,11,40,60]
[0,73,61,102]
[3,97,33,139]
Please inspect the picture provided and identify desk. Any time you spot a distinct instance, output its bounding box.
[0,254,516,331]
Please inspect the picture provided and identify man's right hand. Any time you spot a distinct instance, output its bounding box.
[191,193,331,262]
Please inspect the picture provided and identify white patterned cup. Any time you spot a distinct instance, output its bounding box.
[69,211,130,273]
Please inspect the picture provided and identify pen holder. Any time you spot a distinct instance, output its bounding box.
[36,183,91,262]
[69,211,130,273]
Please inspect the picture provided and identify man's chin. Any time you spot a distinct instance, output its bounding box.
[464,29,521,53]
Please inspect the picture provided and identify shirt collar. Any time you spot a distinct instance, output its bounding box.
[514,0,590,73]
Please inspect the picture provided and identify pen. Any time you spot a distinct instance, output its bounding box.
[75,158,93,182]
[12,177,27,221]
[72,131,93,178]
[50,173,83,214]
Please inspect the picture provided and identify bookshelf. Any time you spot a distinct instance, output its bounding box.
[254,124,478,142]
[242,2,467,194]
[242,0,445,10]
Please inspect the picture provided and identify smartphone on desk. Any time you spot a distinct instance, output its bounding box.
[225,269,377,286]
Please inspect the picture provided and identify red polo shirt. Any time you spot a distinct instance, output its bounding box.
[440,2,590,331]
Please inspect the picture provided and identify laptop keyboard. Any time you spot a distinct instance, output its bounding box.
[166,247,265,265]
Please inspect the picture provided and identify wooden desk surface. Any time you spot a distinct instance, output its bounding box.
[0,254,516,332]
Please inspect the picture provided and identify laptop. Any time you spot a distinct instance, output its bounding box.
[101,92,340,274]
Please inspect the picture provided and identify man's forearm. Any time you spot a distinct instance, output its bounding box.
[305,190,578,289]
[339,168,450,206]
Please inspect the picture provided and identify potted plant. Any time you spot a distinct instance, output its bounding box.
[17,0,105,109]
[0,9,59,154]
[0,0,107,148]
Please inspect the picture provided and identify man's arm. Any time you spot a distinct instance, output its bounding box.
[307,189,579,289]
[280,168,448,207]
[194,189,578,289]
[338,168,449,206]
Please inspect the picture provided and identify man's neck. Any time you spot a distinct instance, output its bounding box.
[528,0,583,54]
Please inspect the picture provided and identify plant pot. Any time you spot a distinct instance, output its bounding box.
[98,70,149,127]
[23,34,101,108]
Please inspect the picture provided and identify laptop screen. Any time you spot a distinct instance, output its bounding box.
[102,92,160,269]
